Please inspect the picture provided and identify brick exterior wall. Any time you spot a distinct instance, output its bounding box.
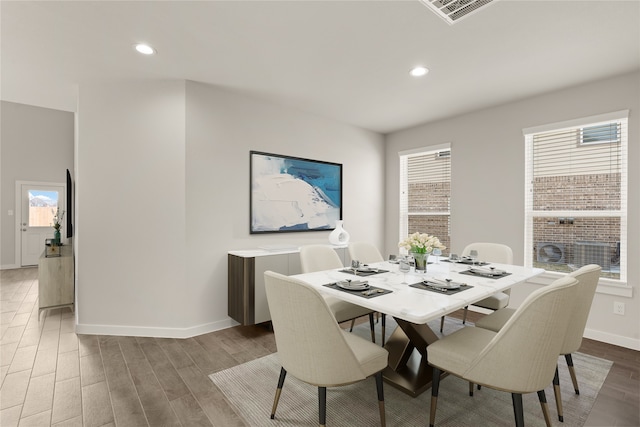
[405,174,620,278]
[408,182,451,252]
[533,173,621,210]
[408,182,450,212]
[532,173,621,278]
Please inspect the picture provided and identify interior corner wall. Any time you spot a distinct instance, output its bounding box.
[384,71,640,349]
[184,81,385,329]
[0,101,74,269]
[74,79,384,337]
[75,80,188,336]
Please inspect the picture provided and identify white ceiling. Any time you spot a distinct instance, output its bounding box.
[2,0,639,134]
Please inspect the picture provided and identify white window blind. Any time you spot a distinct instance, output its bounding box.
[524,111,628,282]
[399,144,451,252]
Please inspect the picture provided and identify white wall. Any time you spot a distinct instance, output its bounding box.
[75,79,385,337]
[184,81,385,330]
[385,71,640,349]
[0,102,74,268]
[76,81,188,335]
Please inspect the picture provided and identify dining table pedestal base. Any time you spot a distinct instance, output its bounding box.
[382,317,440,397]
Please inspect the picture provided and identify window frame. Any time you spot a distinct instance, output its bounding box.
[523,110,629,289]
[399,143,451,250]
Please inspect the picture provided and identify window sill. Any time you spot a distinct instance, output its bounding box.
[528,271,632,298]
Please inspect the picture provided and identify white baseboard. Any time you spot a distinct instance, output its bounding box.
[471,306,640,351]
[70,315,640,351]
[1,264,20,270]
[584,327,640,351]
[75,317,239,339]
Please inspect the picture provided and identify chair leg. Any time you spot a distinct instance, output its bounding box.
[537,390,553,427]
[462,306,469,324]
[375,371,386,427]
[369,313,376,343]
[381,314,386,347]
[439,316,445,333]
[430,367,442,427]
[468,381,474,397]
[553,365,564,422]
[565,353,580,395]
[318,386,327,427]
[270,367,287,419]
[511,393,524,427]
[349,318,356,332]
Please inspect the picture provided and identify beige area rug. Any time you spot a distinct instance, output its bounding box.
[210,318,612,426]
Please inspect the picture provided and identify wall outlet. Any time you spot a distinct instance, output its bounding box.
[613,301,625,315]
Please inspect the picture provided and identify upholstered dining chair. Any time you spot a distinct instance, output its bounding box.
[440,242,513,332]
[348,242,387,345]
[475,264,602,422]
[299,244,378,343]
[264,271,389,427]
[348,241,385,264]
[428,275,579,427]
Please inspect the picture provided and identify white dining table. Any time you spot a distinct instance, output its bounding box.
[289,258,545,397]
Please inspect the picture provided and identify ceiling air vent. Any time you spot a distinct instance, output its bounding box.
[419,0,498,25]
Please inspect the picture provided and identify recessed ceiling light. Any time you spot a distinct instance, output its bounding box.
[410,66,429,77]
[134,44,156,55]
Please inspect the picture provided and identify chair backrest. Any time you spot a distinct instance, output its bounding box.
[299,244,344,273]
[563,264,601,354]
[462,242,514,295]
[462,242,513,264]
[348,242,384,264]
[264,271,367,386]
[464,275,579,393]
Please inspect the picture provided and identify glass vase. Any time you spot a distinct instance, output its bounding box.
[411,251,429,273]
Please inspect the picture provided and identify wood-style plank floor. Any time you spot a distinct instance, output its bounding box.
[1,267,638,426]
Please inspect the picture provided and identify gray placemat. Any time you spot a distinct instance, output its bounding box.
[410,281,473,295]
[323,283,392,298]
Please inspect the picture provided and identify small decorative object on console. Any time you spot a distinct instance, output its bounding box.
[45,239,61,257]
[328,220,350,245]
[51,207,65,245]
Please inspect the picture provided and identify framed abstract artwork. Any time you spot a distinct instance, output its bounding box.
[250,151,342,234]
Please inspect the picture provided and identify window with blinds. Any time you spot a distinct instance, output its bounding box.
[399,144,451,253]
[524,111,628,282]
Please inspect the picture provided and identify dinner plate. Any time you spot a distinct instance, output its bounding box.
[451,257,475,264]
[337,280,370,291]
[424,279,461,290]
[469,267,506,276]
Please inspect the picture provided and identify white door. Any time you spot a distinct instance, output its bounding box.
[18,182,65,266]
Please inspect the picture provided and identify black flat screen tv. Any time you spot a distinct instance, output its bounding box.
[66,169,74,238]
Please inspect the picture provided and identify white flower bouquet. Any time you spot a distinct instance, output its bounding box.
[398,232,446,254]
